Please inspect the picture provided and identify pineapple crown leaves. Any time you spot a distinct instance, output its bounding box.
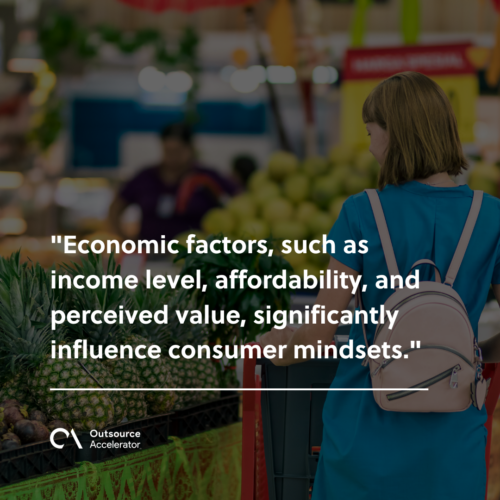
[61,250,125,311]
[0,252,68,379]
[61,251,131,346]
[128,282,172,347]
[162,288,209,347]
[0,319,54,376]
[0,251,61,328]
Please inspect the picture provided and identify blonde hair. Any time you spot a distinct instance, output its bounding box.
[362,71,468,190]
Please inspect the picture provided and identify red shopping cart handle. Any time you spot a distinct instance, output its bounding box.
[241,342,261,500]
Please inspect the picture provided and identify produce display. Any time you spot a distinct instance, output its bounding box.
[467,161,500,196]
[199,146,379,275]
[0,399,69,451]
[0,242,292,442]
[0,251,223,436]
[196,149,500,277]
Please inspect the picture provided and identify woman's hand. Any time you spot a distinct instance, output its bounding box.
[259,326,296,366]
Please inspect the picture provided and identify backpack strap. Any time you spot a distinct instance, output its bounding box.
[365,189,400,277]
[444,190,483,287]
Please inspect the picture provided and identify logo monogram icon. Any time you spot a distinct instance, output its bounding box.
[50,428,82,449]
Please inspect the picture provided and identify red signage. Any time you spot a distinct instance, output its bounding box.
[343,44,476,81]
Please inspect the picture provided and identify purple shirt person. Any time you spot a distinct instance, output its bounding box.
[109,123,237,243]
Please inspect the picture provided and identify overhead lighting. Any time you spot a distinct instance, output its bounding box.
[8,29,46,74]
[0,172,23,189]
[248,65,267,84]
[8,58,46,73]
[266,66,296,84]
[165,71,193,93]
[138,66,166,93]
[55,178,109,207]
[0,217,27,235]
[312,66,339,84]
[220,65,237,82]
[230,69,261,93]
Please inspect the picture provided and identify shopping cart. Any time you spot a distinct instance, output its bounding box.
[242,349,500,500]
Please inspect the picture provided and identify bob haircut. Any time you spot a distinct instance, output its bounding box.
[362,71,468,190]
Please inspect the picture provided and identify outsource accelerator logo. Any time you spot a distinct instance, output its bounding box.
[50,428,82,449]
[50,428,142,450]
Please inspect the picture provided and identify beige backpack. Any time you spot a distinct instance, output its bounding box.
[359,189,487,412]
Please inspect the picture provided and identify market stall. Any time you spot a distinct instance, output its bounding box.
[0,0,500,498]
[0,423,242,500]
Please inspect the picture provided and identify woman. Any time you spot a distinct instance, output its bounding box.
[260,71,500,499]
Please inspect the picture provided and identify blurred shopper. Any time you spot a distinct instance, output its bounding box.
[109,123,237,242]
[260,72,500,499]
[231,154,257,189]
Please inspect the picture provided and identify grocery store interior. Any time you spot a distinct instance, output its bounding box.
[1,0,500,498]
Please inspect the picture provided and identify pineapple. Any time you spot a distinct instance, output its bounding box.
[164,294,220,407]
[129,284,178,413]
[63,252,173,417]
[31,354,115,431]
[193,357,221,403]
[0,253,115,431]
[123,334,176,414]
[103,358,148,421]
[168,356,198,409]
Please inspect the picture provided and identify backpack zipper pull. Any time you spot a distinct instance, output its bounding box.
[450,365,461,389]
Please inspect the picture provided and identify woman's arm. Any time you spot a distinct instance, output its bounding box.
[259,257,358,366]
[478,284,500,362]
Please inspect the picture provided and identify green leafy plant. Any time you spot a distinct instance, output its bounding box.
[34,11,201,151]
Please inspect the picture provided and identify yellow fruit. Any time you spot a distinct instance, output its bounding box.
[283,173,310,204]
[174,230,205,247]
[302,156,329,177]
[262,197,294,224]
[226,194,257,220]
[311,175,343,208]
[353,150,377,174]
[308,234,331,267]
[252,182,281,207]
[283,249,308,269]
[201,208,235,235]
[329,144,355,165]
[271,221,308,240]
[237,218,270,240]
[471,161,500,182]
[468,176,498,196]
[344,173,373,195]
[268,151,299,181]
[329,196,349,221]
[248,170,269,192]
[468,162,500,196]
[307,211,334,235]
[296,201,319,225]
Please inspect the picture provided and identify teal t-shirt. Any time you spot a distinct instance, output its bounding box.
[312,181,500,500]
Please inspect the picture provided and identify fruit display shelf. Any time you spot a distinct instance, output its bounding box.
[170,392,240,439]
[76,412,172,464]
[0,435,76,486]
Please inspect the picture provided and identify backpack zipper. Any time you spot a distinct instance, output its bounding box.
[386,364,461,401]
[373,291,468,343]
[372,344,473,376]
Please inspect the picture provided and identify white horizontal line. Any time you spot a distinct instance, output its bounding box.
[49,388,429,392]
